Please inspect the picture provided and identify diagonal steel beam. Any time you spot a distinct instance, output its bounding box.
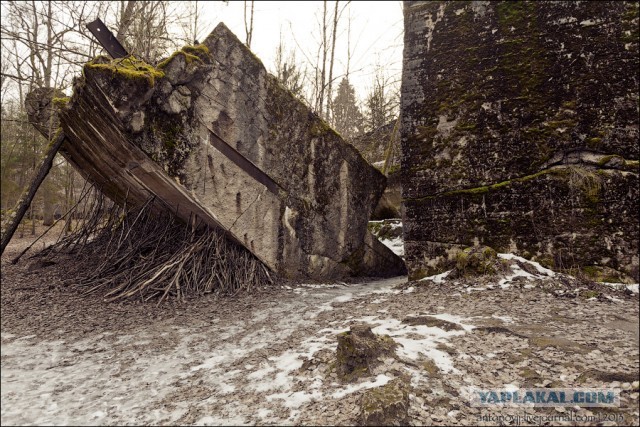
[208,131,282,196]
[86,19,129,59]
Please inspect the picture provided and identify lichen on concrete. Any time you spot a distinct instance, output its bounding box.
[401,1,639,280]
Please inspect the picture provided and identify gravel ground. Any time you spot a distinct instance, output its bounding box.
[1,230,639,426]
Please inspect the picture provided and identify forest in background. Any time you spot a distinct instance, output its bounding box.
[0,0,400,235]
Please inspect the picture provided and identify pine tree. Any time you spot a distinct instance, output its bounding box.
[332,78,364,140]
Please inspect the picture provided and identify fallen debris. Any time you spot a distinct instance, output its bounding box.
[402,316,464,331]
[359,378,410,426]
[336,324,397,382]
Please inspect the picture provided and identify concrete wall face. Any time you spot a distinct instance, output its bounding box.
[401,1,639,280]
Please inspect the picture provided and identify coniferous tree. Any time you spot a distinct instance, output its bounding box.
[332,78,364,140]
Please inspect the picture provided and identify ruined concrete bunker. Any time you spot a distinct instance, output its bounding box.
[30,23,406,280]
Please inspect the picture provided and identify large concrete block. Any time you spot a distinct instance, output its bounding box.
[40,23,406,279]
[401,1,639,280]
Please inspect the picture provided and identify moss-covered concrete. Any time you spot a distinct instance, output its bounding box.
[157,44,211,69]
[401,1,639,280]
[336,324,396,382]
[85,55,165,86]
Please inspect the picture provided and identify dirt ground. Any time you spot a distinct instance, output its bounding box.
[1,228,639,426]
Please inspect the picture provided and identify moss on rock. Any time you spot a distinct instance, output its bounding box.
[452,245,500,277]
[336,324,396,382]
[360,379,410,426]
[85,55,165,86]
[157,44,211,69]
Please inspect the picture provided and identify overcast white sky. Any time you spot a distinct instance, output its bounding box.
[195,1,404,101]
[0,1,404,105]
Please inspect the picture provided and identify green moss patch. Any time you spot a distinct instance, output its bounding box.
[309,117,333,138]
[51,97,70,109]
[360,379,410,426]
[452,245,501,277]
[86,55,165,86]
[157,44,211,69]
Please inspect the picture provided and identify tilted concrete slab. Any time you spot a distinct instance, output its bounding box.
[32,23,405,279]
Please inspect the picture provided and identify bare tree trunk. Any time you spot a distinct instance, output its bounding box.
[1,132,65,255]
[117,1,137,41]
[346,6,352,78]
[193,1,199,43]
[30,129,37,235]
[317,1,328,115]
[244,0,255,48]
[325,0,339,122]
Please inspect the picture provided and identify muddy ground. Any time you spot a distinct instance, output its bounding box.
[1,229,639,426]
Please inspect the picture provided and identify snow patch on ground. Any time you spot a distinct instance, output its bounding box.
[602,282,639,294]
[267,389,323,409]
[349,314,475,374]
[331,374,392,399]
[491,314,515,324]
[380,236,405,257]
[497,253,555,276]
[420,270,451,284]
[498,264,537,289]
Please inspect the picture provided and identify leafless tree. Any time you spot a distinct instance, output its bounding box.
[364,66,399,132]
[114,1,188,63]
[244,0,255,48]
[274,37,306,100]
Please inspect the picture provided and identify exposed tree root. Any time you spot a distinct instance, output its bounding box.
[31,191,273,302]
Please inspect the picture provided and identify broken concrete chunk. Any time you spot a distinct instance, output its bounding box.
[359,379,410,426]
[336,324,397,382]
[27,23,406,280]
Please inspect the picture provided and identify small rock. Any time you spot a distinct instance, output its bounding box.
[360,379,410,426]
[622,382,631,390]
[335,324,396,381]
[403,316,463,331]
